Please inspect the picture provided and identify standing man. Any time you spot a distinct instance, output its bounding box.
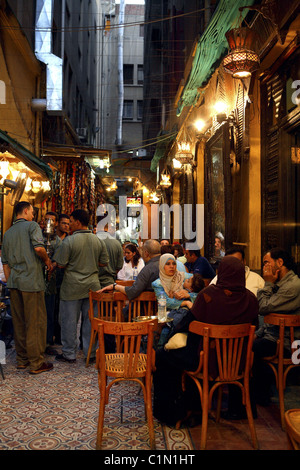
[2,201,54,374]
[53,209,109,363]
[43,211,62,355]
[96,215,124,287]
[56,214,70,240]
[53,213,70,344]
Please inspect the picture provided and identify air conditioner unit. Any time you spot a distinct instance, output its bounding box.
[76,128,88,138]
[103,0,116,16]
[137,148,146,157]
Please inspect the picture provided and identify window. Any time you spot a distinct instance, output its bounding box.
[137,65,144,84]
[123,100,133,119]
[137,100,143,120]
[123,64,134,85]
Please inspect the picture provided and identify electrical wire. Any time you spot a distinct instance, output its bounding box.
[0,8,206,33]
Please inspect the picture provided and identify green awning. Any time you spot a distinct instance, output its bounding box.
[0,130,53,179]
[176,0,255,116]
[150,131,177,172]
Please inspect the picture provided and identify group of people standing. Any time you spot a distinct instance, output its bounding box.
[2,201,300,432]
[1,202,113,373]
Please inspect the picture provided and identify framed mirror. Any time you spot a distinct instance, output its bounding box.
[204,122,232,264]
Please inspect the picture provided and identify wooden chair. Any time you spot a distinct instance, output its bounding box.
[85,290,126,367]
[96,319,157,450]
[262,313,300,429]
[127,291,157,321]
[285,409,300,449]
[116,280,134,286]
[177,321,258,450]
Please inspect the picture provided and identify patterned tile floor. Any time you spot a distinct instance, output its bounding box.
[1,344,299,452]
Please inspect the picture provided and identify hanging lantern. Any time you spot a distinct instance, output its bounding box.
[159,170,171,189]
[223,27,260,79]
[175,141,193,164]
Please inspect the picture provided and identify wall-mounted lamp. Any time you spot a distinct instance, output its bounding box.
[149,191,160,203]
[223,26,260,79]
[172,158,182,170]
[214,101,228,123]
[194,119,205,133]
[194,119,211,140]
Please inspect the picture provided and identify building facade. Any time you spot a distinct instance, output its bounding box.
[0,0,53,237]
[143,0,300,274]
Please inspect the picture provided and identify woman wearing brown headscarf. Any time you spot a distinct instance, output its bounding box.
[153,255,259,426]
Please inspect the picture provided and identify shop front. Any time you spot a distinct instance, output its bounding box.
[0,130,53,240]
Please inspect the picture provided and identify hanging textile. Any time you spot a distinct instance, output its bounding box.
[50,160,103,225]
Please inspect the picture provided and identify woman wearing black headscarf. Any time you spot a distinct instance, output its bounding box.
[153,255,259,426]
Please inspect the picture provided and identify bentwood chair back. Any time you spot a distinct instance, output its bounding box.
[96,319,157,450]
[85,290,126,366]
[127,291,157,321]
[285,409,300,449]
[262,313,300,429]
[177,321,258,450]
[116,280,134,286]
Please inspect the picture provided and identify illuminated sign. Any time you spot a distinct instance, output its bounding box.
[127,197,142,207]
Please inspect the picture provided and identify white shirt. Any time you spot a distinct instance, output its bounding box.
[117,257,145,281]
[210,265,265,296]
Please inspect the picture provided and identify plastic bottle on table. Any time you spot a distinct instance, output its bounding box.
[132,266,138,281]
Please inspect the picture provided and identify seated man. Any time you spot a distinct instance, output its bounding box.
[252,247,300,405]
[99,239,161,300]
[210,247,265,296]
[184,249,215,281]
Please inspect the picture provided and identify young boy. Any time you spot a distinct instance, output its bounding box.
[179,273,205,309]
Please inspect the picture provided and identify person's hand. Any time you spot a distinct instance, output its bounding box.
[45,259,54,273]
[263,264,279,283]
[96,284,113,293]
[181,300,193,309]
[174,289,190,300]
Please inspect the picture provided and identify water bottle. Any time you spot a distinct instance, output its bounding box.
[157,291,167,322]
[132,266,138,281]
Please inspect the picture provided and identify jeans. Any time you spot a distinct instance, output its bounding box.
[59,298,95,360]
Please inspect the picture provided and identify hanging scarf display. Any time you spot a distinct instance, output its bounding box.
[50,159,104,225]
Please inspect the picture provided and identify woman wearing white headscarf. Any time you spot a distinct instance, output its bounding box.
[152,253,199,310]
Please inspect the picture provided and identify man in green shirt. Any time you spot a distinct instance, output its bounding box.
[53,209,109,363]
[2,201,53,374]
[96,215,124,287]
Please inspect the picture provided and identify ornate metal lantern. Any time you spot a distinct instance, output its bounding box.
[223,27,260,79]
[175,141,194,165]
[159,169,172,189]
